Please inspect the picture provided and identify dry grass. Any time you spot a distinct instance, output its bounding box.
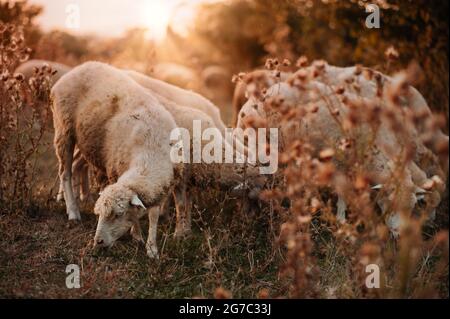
[0,191,287,298]
[0,0,448,299]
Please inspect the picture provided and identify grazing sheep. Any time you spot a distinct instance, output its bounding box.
[125,69,227,135]
[126,69,252,159]
[237,73,447,236]
[51,61,179,258]
[15,60,94,203]
[201,65,232,102]
[299,64,448,219]
[15,59,71,86]
[152,62,199,91]
[56,67,226,203]
[202,65,230,90]
[58,68,258,220]
[126,70,266,235]
[232,70,291,127]
[298,63,448,180]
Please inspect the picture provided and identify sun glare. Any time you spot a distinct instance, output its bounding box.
[141,1,173,40]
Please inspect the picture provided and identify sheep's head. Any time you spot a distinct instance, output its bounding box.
[93,184,146,248]
[236,100,263,131]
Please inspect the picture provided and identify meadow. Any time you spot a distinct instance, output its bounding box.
[0,0,448,299]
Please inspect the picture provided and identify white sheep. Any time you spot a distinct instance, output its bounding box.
[237,75,447,236]
[51,61,180,258]
[15,60,92,203]
[57,67,259,213]
[201,65,230,89]
[232,70,291,126]
[302,64,448,220]
[297,63,448,182]
[126,69,253,163]
[53,63,265,254]
[125,69,228,135]
[56,67,227,204]
[15,59,71,86]
[125,70,266,236]
[151,62,199,91]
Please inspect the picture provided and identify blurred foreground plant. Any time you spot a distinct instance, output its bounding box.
[0,19,52,211]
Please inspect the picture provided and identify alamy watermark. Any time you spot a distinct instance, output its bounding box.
[365,264,380,289]
[365,4,381,29]
[65,264,81,289]
[169,120,279,174]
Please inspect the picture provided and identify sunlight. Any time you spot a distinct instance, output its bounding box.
[140,0,173,40]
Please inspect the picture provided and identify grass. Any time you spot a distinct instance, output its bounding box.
[2,186,446,298]
[0,188,288,298]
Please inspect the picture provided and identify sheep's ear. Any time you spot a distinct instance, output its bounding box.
[131,195,146,210]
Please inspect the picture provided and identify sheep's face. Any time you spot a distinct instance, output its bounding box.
[93,184,146,248]
[236,100,264,132]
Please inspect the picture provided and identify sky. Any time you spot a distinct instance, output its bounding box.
[32,0,215,39]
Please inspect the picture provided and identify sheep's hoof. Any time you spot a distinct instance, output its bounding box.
[56,193,64,202]
[68,210,81,221]
[336,196,347,224]
[146,246,159,259]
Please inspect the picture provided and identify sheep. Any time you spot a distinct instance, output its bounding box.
[237,75,447,236]
[201,65,232,102]
[296,63,448,182]
[232,70,291,126]
[57,68,257,223]
[53,63,265,254]
[152,62,199,91]
[300,63,448,220]
[201,65,230,90]
[125,69,227,135]
[125,70,267,235]
[126,69,253,162]
[51,61,180,258]
[57,67,228,204]
[15,59,71,86]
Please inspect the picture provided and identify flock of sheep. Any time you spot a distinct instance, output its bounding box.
[15,59,449,258]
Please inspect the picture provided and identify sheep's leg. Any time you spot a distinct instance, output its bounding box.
[173,186,192,238]
[56,182,64,202]
[79,164,90,202]
[72,148,84,202]
[57,148,85,203]
[72,168,81,202]
[72,154,90,202]
[173,168,192,239]
[159,193,172,218]
[56,135,80,221]
[378,172,417,238]
[336,196,347,223]
[146,206,160,259]
[130,215,144,244]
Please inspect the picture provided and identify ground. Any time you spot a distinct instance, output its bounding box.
[0,190,288,298]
